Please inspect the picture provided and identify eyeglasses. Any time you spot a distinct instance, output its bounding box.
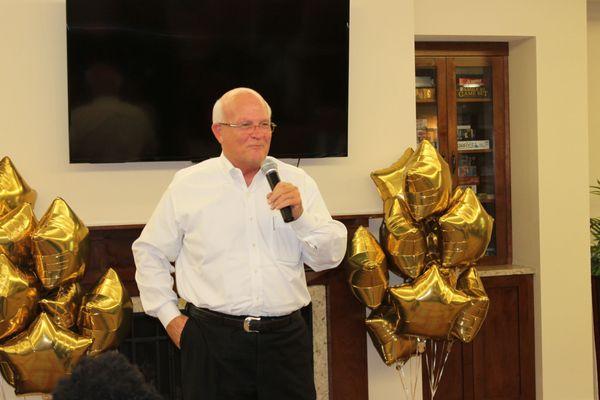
[218,121,277,133]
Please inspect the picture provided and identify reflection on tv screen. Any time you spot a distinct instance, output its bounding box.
[67,0,349,163]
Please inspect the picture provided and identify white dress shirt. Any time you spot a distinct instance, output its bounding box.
[133,154,348,328]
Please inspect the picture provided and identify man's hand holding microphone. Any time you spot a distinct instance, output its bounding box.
[262,159,303,221]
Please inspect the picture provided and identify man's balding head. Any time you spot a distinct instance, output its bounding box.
[212,88,271,124]
[210,88,273,177]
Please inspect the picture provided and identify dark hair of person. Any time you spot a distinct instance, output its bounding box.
[52,351,163,400]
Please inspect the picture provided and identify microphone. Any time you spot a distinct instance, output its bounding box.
[261,158,294,223]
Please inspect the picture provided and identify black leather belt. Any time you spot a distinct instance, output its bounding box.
[185,303,300,333]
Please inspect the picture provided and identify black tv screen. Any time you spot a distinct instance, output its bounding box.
[66,0,349,163]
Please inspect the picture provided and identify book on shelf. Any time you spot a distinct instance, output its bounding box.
[416,76,435,88]
[457,125,475,140]
[458,165,477,177]
[458,140,490,151]
[459,154,478,166]
[417,128,438,148]
[416,88,435,101]
[459,184,477,194]
[457,86,489,98]
[416,118,428,130]
[477,193,495,202]
[457,75,489,98]
[458,77,484,88]
[456,75,489,98]
[456,86,489,99]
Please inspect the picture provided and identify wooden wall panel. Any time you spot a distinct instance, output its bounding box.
[473,285,521,398]
[86,221,535,400]
[593,277,600,395]
[86,214,373,400]
[423,340,469,400]
[423,275,535,400]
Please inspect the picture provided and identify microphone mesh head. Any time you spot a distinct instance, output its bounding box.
[260,158,278,174]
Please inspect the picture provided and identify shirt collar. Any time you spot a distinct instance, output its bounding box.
[218,152,237,177]
[218,153,266,187]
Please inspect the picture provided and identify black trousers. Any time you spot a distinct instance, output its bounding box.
[180,309,316,400]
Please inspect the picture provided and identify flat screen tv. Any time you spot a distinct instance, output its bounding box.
[66,0,349,163]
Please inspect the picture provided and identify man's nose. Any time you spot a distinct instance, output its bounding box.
[249,127,266,138]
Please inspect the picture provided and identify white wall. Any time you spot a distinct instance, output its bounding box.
[0,0,417,398]
[0,0,415,225]
[589,2,600,218]
[415,1,593,399]
[0,0,595,399]
[588,2,600,396]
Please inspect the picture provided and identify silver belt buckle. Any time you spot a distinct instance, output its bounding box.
[243,316,261,333]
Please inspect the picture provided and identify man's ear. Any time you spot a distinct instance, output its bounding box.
[211,124,223,144]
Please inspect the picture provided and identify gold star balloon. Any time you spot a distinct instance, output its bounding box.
[451,267,489,343]
[0,157,37,217]
[0,202,37,270]
[366,303,419,365]
[438,266,460,288]
[439,188,493,267]
[389,265,470,339]
[32,197,89,290]
[370,148,414,201]
[0,312,92,394]
[347,226,389,309]
[0,360,15,387]
[39,282,83,330]
[403,140,452,222]
[449,186,464,207]
[380,197,426,279]
[0,254,39,341]
[78,268,132,356]
[347,144,493,379]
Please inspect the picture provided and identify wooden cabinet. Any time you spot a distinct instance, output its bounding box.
[415,43,511,266]
[422,274,535,400]
[591,276,600,394]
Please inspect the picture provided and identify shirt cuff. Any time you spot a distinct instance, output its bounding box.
[156,301,182,329]
[289,210,320,238]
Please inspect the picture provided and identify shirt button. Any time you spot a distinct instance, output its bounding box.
[252,243,256,248]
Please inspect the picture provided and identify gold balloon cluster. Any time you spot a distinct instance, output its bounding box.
[347,140,492,367]
[0,156,132,395]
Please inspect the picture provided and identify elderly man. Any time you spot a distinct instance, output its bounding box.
[133,87,347,400]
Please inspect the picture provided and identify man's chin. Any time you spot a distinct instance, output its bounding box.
[249,149,269,162]
[254,154,268,166]
[242,154,267,171]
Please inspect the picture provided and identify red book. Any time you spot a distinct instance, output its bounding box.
[458,77,484,88]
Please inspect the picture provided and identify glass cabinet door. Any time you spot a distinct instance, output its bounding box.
[448,57,507,262]
[414,53,509,265]
[415,58,448,161]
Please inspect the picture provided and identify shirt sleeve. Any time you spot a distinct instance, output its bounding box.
[132,184,184,328]
[289,174,348,271]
